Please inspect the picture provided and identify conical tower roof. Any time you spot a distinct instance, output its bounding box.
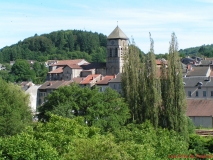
[107,26,128,40]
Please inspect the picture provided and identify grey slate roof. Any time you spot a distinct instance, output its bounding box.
[201,60,213,66]
[183,77,213,87]
[181,57,194,65]
[107,26,128,40]
[186,67,209,77]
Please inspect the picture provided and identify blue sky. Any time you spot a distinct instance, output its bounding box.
[1,0,213,54]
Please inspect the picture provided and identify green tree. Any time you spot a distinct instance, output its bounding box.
[32,61,48,84]
[0,78,32,136]
[143,33,161,128]
[122,44,143,123]
[160,33,188,139]
[38,84,130,132]
[11,59,36,82]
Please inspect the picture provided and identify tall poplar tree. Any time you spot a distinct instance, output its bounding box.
[143,33,161,128]
[122,44,143,123]
[160,33,188,138]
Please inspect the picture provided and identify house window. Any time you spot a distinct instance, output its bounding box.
[118,84,121,89]
[114,84,116,89]
[196,91,199,97]
[211,91,213,97]
[100,87,103,92]
[188,91,191,97]
[203,91,207,97]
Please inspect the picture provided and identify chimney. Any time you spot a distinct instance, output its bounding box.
[114,74,116,78]
[49,82,52,86]
[100,75,103,80]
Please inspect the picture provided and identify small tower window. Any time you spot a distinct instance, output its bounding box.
[110,48,112,57]
[115,48,118,57]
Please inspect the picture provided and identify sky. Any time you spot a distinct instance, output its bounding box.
[0,0,213,54]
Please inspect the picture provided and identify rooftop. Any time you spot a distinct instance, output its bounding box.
[96,75,115,85]
[80,74,101,84]
[186,67,209,77]
[109,73,121,83]
[187,99,213,117]
[107,26,128,40]
[48,67,63,74]
[183,76,213,87]
[51,59,87,66]
[38,81,72,90]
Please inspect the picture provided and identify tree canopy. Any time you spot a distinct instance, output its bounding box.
[38,84,130,132]
[0,78,32,136]
[0,30,108,63]
[0,115,190,160]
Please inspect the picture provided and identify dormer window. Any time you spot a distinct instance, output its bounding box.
[197,82,203,89]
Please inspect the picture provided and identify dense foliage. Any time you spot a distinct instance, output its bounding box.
[160,33,188,139]
[38,84,130,132]
[179,44,213,58]
[0,78,32,136]
[0,115,191,160]
[0,30,107,63]
[0,60,48,83]
[122,33,189,139]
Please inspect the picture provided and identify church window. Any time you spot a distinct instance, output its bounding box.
[115,48,118,57]
[110,48,112,57]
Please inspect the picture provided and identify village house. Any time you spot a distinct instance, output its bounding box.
[187,99,213,127]
[96,75,115,92]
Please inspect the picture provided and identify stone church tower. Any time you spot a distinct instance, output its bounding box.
[106,26,129,75]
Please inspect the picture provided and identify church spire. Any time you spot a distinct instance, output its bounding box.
[107,26,128,40]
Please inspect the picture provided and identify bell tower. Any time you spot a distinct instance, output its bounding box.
[106,26,129,75]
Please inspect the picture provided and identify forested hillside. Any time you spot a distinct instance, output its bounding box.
[179,44,213,57]
[0,30,107,63]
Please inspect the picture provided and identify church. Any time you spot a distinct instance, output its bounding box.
[37,26,129,106]
[106,26,129,75]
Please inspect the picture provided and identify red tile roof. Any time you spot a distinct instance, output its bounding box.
[187,99,213,117]
[96,75,115,85]
[72,77,84,84]
[80,74,101,84]
[51,59,85,66]
[51,59,86,69]
[67,64,82,69]
[48,67,63,73]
